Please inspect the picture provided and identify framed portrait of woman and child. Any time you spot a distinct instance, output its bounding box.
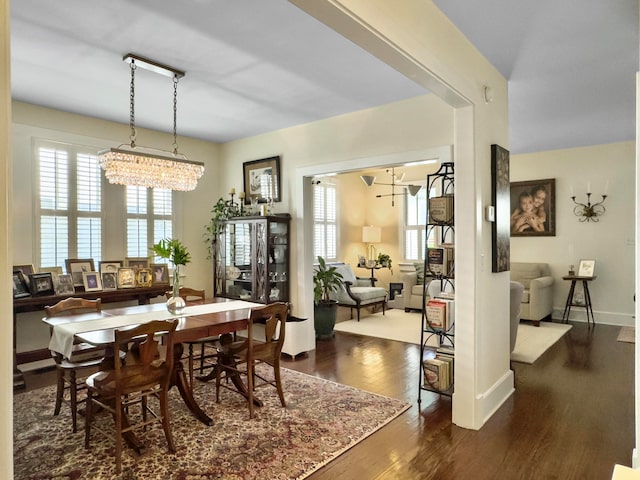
[510,178,556,237]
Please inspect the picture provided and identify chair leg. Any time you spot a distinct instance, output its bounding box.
[114,396,123,474]
[69,369,78,433]
[188,343,195,389]
[53,367,64,416]
[84,389,93,449]
[247,360,255,419]
[273,360,286,407]
[159,388,176,453]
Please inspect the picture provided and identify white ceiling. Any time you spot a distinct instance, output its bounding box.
[10,0,638,155]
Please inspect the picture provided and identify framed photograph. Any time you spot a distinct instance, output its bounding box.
[12,271,31,299]
[65,259,95,287]
[99,260,123,274]
[82,271,102,292]
[101,271,118,291]
[135,267,153,287]
[578,259,596,278]
[491,144,510,272]
[39,266,63,275]
[151,263,170,285]
[117,267,136,289]
[243,156,281,204]
[510,178,556,237]
[29,272,55,296]
[126,257,149,270]
[56,274,75,295]
[14,264,35,287]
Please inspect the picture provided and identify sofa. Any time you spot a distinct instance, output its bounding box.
[399,263,452,311]
[510,262,554,326]
[326,263,387,321]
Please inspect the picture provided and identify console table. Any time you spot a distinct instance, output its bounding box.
[561,275,596,326]
[13,285,169,390]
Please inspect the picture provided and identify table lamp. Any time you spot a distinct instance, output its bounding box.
[362,225,381,264]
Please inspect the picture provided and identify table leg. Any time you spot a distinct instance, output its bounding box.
[195,334,262,407]
[171,343,213,425]
[582,280,596,325]
[562,280,577,323]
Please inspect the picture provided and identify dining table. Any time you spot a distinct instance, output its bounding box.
[42,297,264,448]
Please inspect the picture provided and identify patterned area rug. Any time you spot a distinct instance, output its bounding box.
[14,366,409,480]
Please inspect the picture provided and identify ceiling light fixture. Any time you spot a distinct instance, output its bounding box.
[98,53,205,191]
[360,167,422,206]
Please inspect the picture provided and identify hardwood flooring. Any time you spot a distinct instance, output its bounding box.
[20,320,634,479]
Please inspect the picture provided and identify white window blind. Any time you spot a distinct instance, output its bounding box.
[38,144,101,268]
[404,187,431,261]
[313,183,337,261]
[127,186,173,260]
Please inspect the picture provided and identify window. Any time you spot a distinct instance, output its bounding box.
[38,143,101,267]
[404,187,435,261]
[127,186,173,260]
[313,182,337,261]
[37,139,175,270]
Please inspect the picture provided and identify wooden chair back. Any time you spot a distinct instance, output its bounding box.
[45,297,102,317]
[247,302,289,363]
[165,287,205,303]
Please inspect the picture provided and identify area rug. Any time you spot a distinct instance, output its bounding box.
[334,309,423,345]
[617,326,635,343]
[14,366,409,480]
[511,322,573,364]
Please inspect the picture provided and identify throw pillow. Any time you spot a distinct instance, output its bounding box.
[414,262,424,285]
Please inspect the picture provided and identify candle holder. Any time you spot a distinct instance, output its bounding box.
[571,192,607,222]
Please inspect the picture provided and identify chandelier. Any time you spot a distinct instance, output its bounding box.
[360,168,422,206]
[98,54,205,191]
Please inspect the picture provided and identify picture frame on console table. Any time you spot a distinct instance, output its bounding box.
[577,259,596,277]
[56,274,75,295]
[12,271,31,299]
[243,156,281,204]
[65,258,95,287]
[29,272,55,296]
[509,178,556,237]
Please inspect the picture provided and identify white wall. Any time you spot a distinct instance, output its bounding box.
[511,141,635,327]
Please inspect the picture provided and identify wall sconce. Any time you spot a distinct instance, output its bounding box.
[571,183,608,222]
[362,225,381,263]
[360,168,422,206]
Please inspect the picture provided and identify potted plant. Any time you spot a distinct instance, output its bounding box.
[313,256,344,339]
[377,252,393,273]
[151,238,192,313]
[203,197,248,260]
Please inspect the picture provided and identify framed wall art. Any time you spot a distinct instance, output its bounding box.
[65,259,95,287]
[243,156,281,204]
[510,178,556,237]
[491,144,510,272]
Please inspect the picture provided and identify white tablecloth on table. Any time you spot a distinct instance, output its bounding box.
[49,300,261,358]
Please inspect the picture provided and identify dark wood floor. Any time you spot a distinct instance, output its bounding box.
[20,320,634,479]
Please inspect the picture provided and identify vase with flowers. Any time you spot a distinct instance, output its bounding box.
[151,238,192,314]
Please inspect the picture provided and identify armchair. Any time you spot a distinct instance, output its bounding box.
[326,263,387,321]
[510,262,554,326]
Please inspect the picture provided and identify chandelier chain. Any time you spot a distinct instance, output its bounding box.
[173,74,179,155]
[129,60,137,147]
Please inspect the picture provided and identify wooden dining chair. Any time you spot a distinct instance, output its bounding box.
[84,319,178,474]
[215,302,289,419]
[44,297,105,433]
[165,287,218,388]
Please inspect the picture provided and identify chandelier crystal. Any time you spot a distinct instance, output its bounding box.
[99,53,204,191]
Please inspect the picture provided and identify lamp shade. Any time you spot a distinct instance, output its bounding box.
[407,184,422,196]
[362,225,381,243]
[361,175,376,187]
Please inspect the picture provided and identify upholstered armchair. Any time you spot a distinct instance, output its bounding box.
[510,262,554,326]
[327,263,387,321]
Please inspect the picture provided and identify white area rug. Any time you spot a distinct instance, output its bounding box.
[511,322,573,364]
[334,309,423,345]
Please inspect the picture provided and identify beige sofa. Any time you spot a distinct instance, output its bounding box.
[510,262,554,326]
[399,264,451,311]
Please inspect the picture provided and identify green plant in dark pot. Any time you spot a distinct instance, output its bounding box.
[313,256,344,340]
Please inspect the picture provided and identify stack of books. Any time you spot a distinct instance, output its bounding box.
[425,297,455,330]
[423,350,454,391]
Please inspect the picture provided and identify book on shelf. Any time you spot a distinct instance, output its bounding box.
[428,195,454,224]
[425,299,446,329]
[434,296,455,330]
[427,247,448,276]
[422,356,453,391]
